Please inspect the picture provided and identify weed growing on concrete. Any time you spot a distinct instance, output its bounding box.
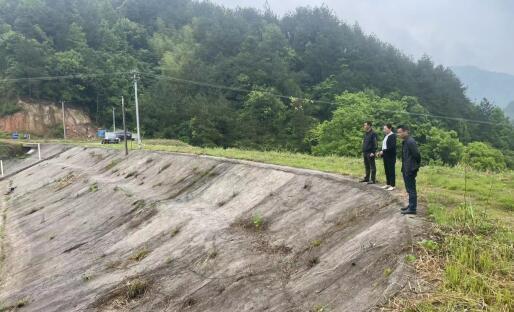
[89,182,98,192]
[125,279,147,300]
[311,239,322,247]
[103,159,122,172]
[405,254,417,263]
[129,248,150,262]
[252,213,263,230]
[311,304,329,312]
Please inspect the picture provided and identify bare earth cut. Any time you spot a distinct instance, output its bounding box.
[0,145,420,311]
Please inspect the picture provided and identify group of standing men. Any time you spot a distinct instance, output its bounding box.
[360,121,421,215]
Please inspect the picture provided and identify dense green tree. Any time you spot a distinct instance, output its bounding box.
[0,0,513,158]
[237,90,287,149]
[420,128,464,166]
[309,92,431,157]
[462,142,506,172]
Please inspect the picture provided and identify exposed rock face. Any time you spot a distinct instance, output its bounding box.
[0,99,94,137]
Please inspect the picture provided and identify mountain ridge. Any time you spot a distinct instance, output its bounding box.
[451,65,514,108]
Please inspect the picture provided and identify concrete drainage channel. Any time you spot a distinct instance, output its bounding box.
[0,144,419,311]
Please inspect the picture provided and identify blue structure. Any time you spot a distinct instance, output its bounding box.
[96,129,106,138]
[11,132,19,140]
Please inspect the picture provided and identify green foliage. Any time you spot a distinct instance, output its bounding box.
[238,90,287,149]
[0,143,25,158]
[252,212,263,230]
[462,142,506,172]
[89,182,98,193]
[0,98,21,116]
[426,204,513,310]
[420,128,463,166]
[418,239,439,252]
[405,254,417,263]
[0,0,512,155]
[309,92,430,157]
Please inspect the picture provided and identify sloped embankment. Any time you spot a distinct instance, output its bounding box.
[0,146,416,311]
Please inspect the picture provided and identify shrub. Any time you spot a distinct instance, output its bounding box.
[462,142,506,172]
[421,128,463,166]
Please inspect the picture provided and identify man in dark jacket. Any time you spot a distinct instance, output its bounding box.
[397,125,421,215]
[378,123,397,191]
[359,121,378,184]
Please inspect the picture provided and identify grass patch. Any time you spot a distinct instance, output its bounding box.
[383,267,393,277]
[405,254,417,263]
[89,182,98,193]
[55,173,76,191]
[400,204,513,311]
[125,278,148,300]
[129,248,150,262]
[311,239,322,247]
[311,304,329,312]
[252,213,263,230]
[103,158,122,172]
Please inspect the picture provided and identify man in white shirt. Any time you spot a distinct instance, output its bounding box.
[378,123,397,191]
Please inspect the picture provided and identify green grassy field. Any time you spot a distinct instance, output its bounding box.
[5,138,514,311]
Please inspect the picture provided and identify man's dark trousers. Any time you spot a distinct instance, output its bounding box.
[363,153,376,182]
[383,155,396,187]
[402,170,417,211]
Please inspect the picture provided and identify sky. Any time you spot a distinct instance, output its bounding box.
[208,0,514,75]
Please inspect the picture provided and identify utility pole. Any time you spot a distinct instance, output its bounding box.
[96,94,99,125]
[112,107,116,132]
[122,96,128,156]
[62,100,66,140]
[133,70,142,148]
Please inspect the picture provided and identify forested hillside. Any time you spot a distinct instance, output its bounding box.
[1,0,513,165]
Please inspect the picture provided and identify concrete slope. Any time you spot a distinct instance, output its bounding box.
[0,146,417,312]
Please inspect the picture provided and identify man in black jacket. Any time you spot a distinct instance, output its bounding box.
[397,125,421,215]
[378,124,397,191]
[360,121,378,184]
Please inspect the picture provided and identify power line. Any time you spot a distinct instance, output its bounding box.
[0,72,134,83]
[0,71,501,126]
[140,72,498,126]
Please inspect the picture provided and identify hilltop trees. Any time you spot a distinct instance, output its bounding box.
[0,0,513,166]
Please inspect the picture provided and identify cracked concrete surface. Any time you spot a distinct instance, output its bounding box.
[0,145,419,311]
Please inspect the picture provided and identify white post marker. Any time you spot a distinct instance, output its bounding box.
[133,70,142,148]
[62,100,66,140]
[113,107,116,132]
[1,160,4,177]
[38,143,41,160]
